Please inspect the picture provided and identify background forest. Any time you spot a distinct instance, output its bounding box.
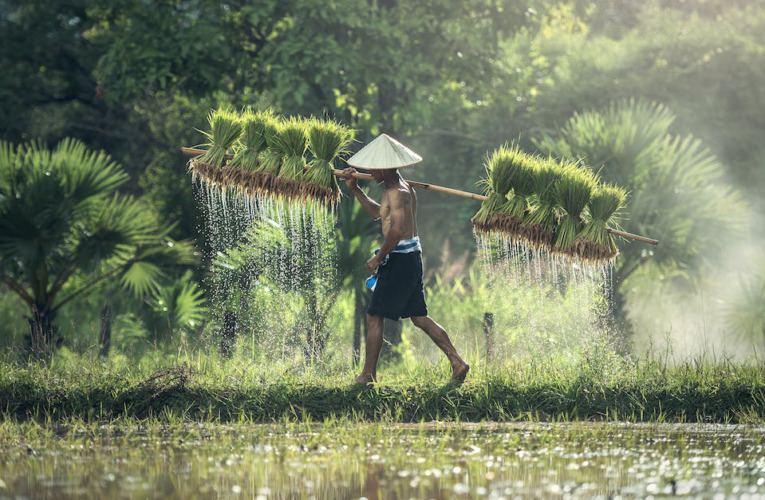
[1,0,764,362]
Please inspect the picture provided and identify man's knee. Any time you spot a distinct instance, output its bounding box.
[410,315,429,329]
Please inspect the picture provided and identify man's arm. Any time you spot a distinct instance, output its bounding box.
[342,168,380,220]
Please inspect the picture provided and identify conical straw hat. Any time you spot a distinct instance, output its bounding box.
[347,133,422,170]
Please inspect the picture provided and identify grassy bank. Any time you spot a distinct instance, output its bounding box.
[3,351,765,424]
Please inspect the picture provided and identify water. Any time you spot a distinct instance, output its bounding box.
[3,422,765,498]
[193,175,337,357]
[472,231,618,358]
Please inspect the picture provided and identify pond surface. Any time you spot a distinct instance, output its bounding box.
[1,422,765,499]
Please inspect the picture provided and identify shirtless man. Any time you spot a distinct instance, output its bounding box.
[342,165,470,383]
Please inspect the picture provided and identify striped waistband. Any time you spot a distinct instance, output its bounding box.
[391,236,421,254]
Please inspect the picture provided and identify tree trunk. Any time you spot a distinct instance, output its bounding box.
[26,305,59,359]
[353,289,363,365]
[99,305,112,358]
[483,312,495,359]
[305,291,326,360]
[220,310,237,358]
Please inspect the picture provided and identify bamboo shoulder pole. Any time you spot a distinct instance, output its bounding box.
[181,147,659,246]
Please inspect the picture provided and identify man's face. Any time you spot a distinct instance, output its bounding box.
[369,170,385,184]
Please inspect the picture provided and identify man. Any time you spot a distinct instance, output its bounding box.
[342,134,469,383]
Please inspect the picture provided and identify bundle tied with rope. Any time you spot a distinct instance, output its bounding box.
[190,108,242,189]
[471,145,517,233]
[303,118,354,206]
[229,109,275,194]
[522,157,562,248]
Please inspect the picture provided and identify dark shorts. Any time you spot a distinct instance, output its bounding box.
[368,251,428,321]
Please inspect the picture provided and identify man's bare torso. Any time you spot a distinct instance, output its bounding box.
[380,183,418,240]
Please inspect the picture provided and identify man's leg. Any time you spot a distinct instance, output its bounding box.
[356,313,384,383]
[411,315,470,382]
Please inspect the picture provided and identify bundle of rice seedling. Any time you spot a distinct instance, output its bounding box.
[252,116,284,195]
[272,117,308,200]
[574,183,628,262]
[552,163,598,254]
[191,108,242,187]
[194,108,242,168]
[522,156,563,247]
[229,109,276,194]
[471,145,519,233]
[491,153,537,236]
[304,118,353,207]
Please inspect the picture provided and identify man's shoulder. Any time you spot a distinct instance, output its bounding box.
[385,183,412,196]
[384,186,413,205]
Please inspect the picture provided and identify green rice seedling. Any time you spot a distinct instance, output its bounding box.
[471,145,519,233]
[304,118,354,207]
[272,117,309,200]
[231,109,273,171]
[575,183,628,262]
[491,153,537,236]
[195,108,242,168]
[230,109,276,193]
[253,116,285,195]
[522,156,563,248]
[552,162,598,254]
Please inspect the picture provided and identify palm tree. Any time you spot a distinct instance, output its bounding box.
[534,99,747,330]
[119,271,206,352]
[727,266,765,347]
[0,139,195,357]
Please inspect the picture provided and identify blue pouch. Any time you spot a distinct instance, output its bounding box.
[365,274,378,291]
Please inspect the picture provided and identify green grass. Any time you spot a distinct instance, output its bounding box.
[2,353,765,424]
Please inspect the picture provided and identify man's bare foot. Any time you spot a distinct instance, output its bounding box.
[354,373,375,384]
[451,361,470,382]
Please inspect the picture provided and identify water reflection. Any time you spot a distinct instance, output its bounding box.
[2,423,765,499]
